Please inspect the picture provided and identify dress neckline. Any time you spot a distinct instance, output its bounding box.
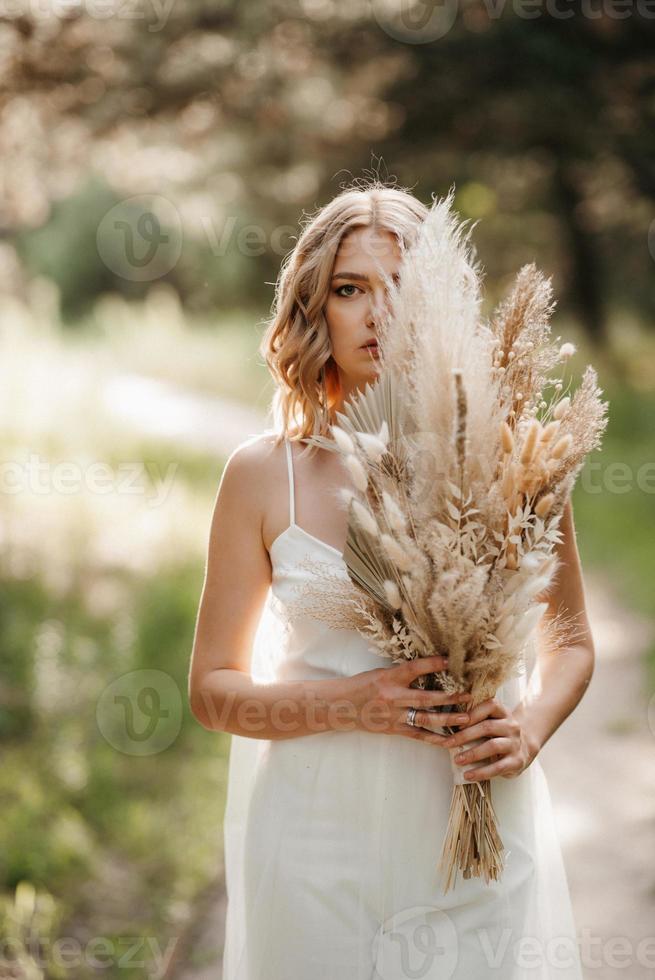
[269,522,345,563]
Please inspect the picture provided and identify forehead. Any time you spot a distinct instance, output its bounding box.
[332,226,401,276]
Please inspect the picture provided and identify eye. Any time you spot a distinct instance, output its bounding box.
[334,283,362,298]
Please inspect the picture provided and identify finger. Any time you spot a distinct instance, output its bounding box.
[398,724,451,746]
[402,654,450,679]
[413,708,471,733]
[461,754,520,781]
[442,718,515,748]
[395,689,472,709]
[452,737,512,768]
[457,698,509,727]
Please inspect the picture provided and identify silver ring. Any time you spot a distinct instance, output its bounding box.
[406,706,418,727]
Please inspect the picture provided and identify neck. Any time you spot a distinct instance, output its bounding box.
[332,376,361,418]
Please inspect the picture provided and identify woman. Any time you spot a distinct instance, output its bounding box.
[188,182,594,979]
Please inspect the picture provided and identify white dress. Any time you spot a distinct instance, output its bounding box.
[221,437,583,980]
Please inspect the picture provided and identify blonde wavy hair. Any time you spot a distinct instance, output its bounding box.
[259,180,429,455]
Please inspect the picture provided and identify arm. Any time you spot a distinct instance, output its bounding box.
[512,495,595,760]
[188,440,470,742]
[187,438,366,741]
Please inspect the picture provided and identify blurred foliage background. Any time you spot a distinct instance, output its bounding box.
[1,2,654,977]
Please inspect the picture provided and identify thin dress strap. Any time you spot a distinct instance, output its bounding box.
[284,438,296,526]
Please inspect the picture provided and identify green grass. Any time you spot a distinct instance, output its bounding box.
[571,380,655,685]
[82,288,275,410]
[2,292,654,975]
[0,562,232,978]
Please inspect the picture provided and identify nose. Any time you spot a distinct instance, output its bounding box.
[367,284,390,326]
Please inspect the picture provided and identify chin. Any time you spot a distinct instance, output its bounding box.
[339,364,380,399]
[358,364,380,386]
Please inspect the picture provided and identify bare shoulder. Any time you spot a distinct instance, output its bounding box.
[214,432,281,542]
[220,431,279,493]
[225,430,277,463]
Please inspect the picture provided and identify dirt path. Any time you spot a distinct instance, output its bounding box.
[112,374,655,980]
[102,371,269,458]
[538,575,655,980]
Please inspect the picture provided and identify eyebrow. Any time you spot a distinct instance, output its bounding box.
[332,271,400,282]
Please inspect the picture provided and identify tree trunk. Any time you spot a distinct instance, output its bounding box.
[553,157,607,347]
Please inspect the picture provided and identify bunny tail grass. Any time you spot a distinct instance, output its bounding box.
[438,782,505,892]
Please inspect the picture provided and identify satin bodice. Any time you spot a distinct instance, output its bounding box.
[266,519,384,683]
[252,438,536,711]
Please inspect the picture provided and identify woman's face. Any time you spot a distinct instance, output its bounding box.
[324,225,401,405]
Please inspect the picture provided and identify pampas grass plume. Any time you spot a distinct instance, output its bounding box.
[518,573,553,600]
[345,453,368,491]
[501,461,517,499]
[521,551,544,571]
[540,420,561,443]
[382,490,407,533]
[501,421,514,455]
[551,434,573,460]
[352,499,379,536]
[383,579,403,610]
[513,602,549,643]
[520,419,541,465]
[380,533,413,571]
[332,425,355,454]
[356,430,388,462]
[338,487,356,508]
[553,397,571,420]
[535,493,555,517]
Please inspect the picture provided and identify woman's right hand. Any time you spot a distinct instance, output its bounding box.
[347,654,472,745]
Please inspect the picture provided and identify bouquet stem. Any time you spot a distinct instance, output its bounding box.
[439,773,505,892]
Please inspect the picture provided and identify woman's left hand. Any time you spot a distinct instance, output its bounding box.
[441,697,538,780]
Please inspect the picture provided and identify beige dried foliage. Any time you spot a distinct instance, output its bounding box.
[298,191,608,890]
[539,366,609,494]
[285,557,376,633]
[488,262,560,426]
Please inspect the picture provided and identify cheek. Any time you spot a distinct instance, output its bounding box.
[325,300,357,353]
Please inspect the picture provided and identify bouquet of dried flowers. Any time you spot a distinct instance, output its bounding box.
[295,188,609,891]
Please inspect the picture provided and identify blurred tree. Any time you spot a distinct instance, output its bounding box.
[1,2,653,337]
[371,14,655,342]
